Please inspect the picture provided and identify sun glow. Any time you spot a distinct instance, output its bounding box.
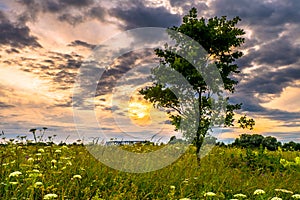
[128,97,152,126]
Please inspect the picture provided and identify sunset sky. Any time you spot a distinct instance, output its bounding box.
[0,0,300,143]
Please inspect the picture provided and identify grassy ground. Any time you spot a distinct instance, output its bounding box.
[0,142,299,199]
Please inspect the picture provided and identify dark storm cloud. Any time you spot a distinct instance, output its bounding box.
[239,66,300,95]
[109,3,181,29]
[16,0,107,25]
[0,11,41,48]
[96,50,154,96]
[200,0,300,127]
[68,40,97,50]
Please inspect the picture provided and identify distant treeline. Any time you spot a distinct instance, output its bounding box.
[217,134,300,151]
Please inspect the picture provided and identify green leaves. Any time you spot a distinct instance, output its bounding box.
[139,7,255,160]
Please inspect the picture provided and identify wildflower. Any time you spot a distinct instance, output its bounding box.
[170,185,175,190]
[34,182,43,187]
[36,153,42,156]
[61,146,68,150]
[182,179,189,184]
[233,193,247,198]
[275,188,293,194]
[9,182,18,185]
[43,193,58,199]
[204,192,216,197]
[55,149,62,153]
[292,194,300,199]
[179,198,191,200]
[27,158,34,163]
[9,171,22,177]
[32,169,40,173]
[270,197,282,200]
[51,159,57,164]
[38,148,45,153]
[254,189,266,195]
[73,175,82,179]
[66,161,72,166]
[295,157,300,165]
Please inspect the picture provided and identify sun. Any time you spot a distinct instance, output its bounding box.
[128,96,152,126]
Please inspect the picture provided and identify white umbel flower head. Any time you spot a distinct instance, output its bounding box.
[233,193,247,198]
[292,194,300,199]
[270,197,282,200]
[204,192,216,197]
[43,194,58,199]
[9,171,22,177]
[73,174,82,179]
[254,189,266,195]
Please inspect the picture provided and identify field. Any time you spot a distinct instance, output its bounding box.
[1,142,300,200]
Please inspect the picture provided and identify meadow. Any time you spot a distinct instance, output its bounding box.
[0,140,300,200]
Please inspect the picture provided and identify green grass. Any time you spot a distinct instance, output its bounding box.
[0,142,300,199]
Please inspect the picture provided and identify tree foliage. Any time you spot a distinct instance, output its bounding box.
[139,8,255,162]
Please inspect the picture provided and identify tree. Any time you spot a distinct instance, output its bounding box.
[233,134,264,148]
[139,8,254,164]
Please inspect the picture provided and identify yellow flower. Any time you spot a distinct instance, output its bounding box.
[9,171,22,177]
[170,185,175,190]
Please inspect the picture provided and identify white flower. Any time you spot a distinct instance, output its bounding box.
[43,194,58,199]
[271,197,282,200]
[204,192,216,197]
[36,153,42,156]
[27,158,34,163]
[38,148,45,153]
[34,182,43,187]
[73,175,82,179]
[275,188,293,194]
[233,193,247,198]
[61,146,68,150]
[254,189,266,195]
[9,171,22,177]
[292,194,300,199]
[55,149,61,153]
[170,185,175,190]
[51,159,57,164]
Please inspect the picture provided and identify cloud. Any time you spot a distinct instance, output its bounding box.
[68,40,96,49]
[0,11,41,48]
[0,102,15,108]
[109,2,181,29]
[58,13,85,26]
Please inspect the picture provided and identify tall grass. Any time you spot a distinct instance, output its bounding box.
[0,142,299,199]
